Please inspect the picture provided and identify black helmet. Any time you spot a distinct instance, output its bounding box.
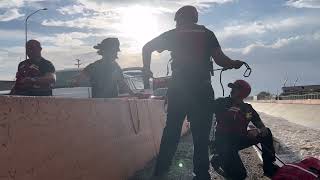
[94,38,120,51]
[174,5,198,24]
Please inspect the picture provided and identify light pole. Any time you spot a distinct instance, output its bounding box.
[25,8,47,60]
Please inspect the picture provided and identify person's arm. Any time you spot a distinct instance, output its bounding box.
[32,72,56,85]
[71,71,90,86]
[208,31,244,69]
[251,108,266,129]
[211,47,244,69]
[142,31,170,88]
[249,106,270,137]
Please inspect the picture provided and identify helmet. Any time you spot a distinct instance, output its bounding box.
[228,80,251,99]
[94,38,120,51]
[174,5,198,24]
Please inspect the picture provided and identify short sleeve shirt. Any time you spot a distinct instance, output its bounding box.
[150,24,221,83]
[84,59,124,98]
[14,58,55,96]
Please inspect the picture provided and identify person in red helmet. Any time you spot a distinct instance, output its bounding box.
[142,5,246,180]
[210,80,279,179]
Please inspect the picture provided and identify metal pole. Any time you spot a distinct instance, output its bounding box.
[25,8,47,61]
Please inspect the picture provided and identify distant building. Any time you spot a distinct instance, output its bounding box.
[281,85,320,96]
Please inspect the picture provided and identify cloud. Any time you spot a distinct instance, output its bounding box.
[57,4,89,15]
[42,13,119,29]
[216,16,319,40]
[286,0,320,8]
[0,8,24,21]
[0,0,46,8]
[226,36,302,55]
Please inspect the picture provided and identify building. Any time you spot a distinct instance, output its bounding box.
[281,85,320,96]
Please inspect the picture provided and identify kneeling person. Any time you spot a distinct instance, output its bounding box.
[210,80,278,179]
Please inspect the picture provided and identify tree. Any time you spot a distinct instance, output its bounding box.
[257,91,271,100]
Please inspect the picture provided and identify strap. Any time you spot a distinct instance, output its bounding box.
[286,164,318,178]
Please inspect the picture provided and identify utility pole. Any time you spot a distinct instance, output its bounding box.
[75,59,82,68]
[25,8,47,61]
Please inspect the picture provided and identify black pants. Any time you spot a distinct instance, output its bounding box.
[214,129,276,180]
[154,82,214,179]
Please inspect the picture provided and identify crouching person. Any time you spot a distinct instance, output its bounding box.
[210,80,279,179]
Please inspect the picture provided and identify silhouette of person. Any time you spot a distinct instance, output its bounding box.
[142,5,245,180]
[10,39,56,96]
[210,80,279,179]
[73,38,133,98]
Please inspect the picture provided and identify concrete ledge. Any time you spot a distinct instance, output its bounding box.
[249,101,320,129]
[0,96,189,180]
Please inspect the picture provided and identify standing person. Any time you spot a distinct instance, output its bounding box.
[10,39,56,96]
[73,38,133,98]
[142,5,246,180]
[210,80,279,179]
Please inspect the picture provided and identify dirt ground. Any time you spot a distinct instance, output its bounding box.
[130,132,269,180]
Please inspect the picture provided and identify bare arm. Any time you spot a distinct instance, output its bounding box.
[142,41,158,71]
[211,47,244,69]
[142,36,164,88]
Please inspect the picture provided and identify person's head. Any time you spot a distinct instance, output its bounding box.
[26,39,42,59]
[94,38,120,60]
[228,80,251,101]
[174,5,198,27]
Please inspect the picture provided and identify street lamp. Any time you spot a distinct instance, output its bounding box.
[25,8,47,60]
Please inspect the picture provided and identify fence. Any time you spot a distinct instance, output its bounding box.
[279,93,320,100]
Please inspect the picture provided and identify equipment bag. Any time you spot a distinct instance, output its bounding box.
[272,157,320,180]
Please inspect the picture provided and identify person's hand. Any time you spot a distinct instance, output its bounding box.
[19,77,34,86]
[233,60,245,69]
[247,129,260,139]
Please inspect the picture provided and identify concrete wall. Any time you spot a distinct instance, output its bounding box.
[249,100,320,129]
[0,96,189,180]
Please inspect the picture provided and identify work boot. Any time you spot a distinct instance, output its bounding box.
[263,163,279,178]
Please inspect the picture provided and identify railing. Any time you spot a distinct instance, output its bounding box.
[279,93,320,100]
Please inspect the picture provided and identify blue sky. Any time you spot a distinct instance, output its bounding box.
[0,0,319,96]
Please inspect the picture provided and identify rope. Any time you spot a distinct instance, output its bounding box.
[213,62,252,97]
[128,99,141,135]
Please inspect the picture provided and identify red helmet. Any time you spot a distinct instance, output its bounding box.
[174,5,198,24]
[228,80,251,99]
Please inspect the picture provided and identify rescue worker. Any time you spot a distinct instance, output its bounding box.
[10,39,56,96]
[73,38,133,98]
[142,5,246,179]
[210,80,279,179]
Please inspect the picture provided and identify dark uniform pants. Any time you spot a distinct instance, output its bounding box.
[154,82,214,179]
[214,128,276,180]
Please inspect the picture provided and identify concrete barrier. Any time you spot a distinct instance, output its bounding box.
[249,101,320,129]
[0,96,189,180]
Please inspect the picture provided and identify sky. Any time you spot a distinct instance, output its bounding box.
[0,0,319,96]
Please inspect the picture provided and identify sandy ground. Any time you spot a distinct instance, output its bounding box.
[130,132,269,180]
[259,112,320,163]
